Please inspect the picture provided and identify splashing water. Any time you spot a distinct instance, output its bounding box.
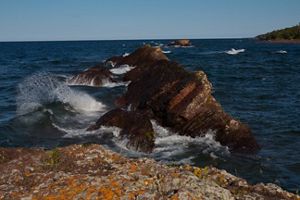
[151,120,230,162]
[225,48,245,55]
[109,64,135,75]
[17,72,106,115]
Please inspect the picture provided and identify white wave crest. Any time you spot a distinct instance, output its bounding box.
[109,64,135,75]
[276,50,287,54]
[225,48,245,55]
[57,124,121,138]
[101,79,131,88]
[162,50,172,54]
[122,52,130,57]
[17,72,106,115]
[151,120,229,161]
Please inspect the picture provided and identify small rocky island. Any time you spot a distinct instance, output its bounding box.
[256,24,300,43]
[168,39,193,47]
[1,45,299,199]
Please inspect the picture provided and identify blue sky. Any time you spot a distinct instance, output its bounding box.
[0,0,299,41]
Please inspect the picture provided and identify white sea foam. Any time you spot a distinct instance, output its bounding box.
[162,50,172,54]
[101,79,131,88]
[109,64,135,75]
[225,48,245,55]
[56,119,229,163]
[151,120,229,161]
[57,125,121,138]
[17,72,106,115]
[276,50,287,54]
[122,52,130,57]
[105,60,115,68]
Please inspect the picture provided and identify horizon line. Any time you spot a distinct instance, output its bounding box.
[0,36,254,43]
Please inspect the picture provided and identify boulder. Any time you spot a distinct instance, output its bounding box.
[169,39,192,47]
[68,64,114,87]
[105,46,259,152]
[88,109,155,153]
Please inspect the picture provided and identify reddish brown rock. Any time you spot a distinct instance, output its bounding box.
[106,44,169,67]
[105,45,259,152]
[0,144,298,200]
[169,39,192,47]
[68,64,114,87]
[88,109,155,153]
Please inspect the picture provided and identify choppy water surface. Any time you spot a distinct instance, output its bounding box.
[0,39,299,192]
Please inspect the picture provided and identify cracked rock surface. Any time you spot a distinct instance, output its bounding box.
[0,144,299,200]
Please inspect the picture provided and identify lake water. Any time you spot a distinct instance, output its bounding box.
[0,39,299,192]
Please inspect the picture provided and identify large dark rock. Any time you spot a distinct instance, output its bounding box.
[68,64,114,87]
[88,109,155,153]
[106,45,169,67]
[104,45,259,152]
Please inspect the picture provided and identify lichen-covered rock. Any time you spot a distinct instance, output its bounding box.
[68,64,115,87]
[88,109,155,153]
[105,45,259,152]
[0,144,298,200]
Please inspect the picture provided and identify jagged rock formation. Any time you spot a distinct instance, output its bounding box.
[0,144,298,199]
[91,45,259,152]
[88,109,155,153]
[68,64,115,87]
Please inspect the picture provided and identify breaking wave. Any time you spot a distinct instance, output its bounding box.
[151,120,230,162]
[162,50,172,54]
[276,50,287,54]
[122,52,130,57]
[109,64,135,75]
[225,48,245,55]
[101,79,131,88]
[17,72,106,115]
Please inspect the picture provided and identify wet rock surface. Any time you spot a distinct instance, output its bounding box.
[103,45,259,152]
[68,64,115,87]
[0,144,298,200]
[88,109,155,153]
[106,45,169,67]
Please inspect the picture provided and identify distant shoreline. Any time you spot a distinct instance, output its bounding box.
[257,39,300,44]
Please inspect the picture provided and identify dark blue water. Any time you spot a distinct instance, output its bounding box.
[0,39,299,192]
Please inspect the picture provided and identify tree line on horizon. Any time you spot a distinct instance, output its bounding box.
[256,24,300,40]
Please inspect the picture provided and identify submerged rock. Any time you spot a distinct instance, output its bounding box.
[104,45,259,152]
[68,64,115,87]
[88,109,155,153]
[168,39,192,47]
[0,144,298,199]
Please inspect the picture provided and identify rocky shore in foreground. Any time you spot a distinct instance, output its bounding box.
[1,144,299,200]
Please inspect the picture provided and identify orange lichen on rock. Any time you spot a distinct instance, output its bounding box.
[0,144,299,200]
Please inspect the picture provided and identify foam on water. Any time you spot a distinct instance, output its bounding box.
[276,50,287,54]
[55,124,121,138]
[162,50,172,54]
[150,120,230,162]
[101,79,131,88]
[122,52,130,57]
[225,48,245,55]
[109,64,135,75]
[55,120,230,161]
[17,72,106,115]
